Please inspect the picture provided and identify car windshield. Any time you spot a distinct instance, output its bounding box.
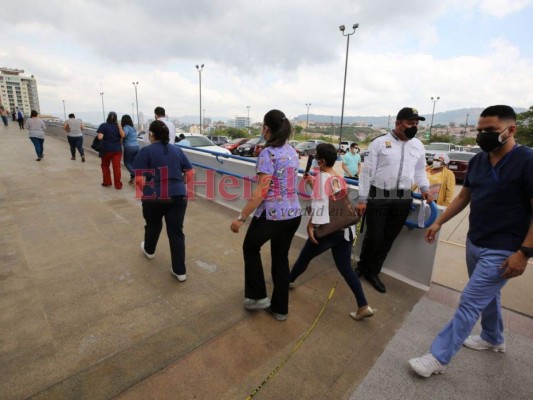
[426,143,450,151]
[187,136,215,147]
[448,152,475,161]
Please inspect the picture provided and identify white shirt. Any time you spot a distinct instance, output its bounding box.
[157,116,176,144]
[358,131,429,202]
[311,172,356,241]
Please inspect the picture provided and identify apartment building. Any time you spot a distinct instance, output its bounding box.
[0,67,41,115]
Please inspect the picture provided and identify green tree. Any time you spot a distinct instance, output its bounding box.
[516,106,533,147]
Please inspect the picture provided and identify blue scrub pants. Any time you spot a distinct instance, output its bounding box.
[430,239,513,364]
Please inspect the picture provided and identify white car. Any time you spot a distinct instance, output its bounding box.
[176,134,231,155]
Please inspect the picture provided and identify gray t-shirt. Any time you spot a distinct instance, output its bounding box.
[25,118,46,139]
[65,118,83,137]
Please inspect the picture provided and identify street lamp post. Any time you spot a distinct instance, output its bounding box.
[62,100,66,120]
[247,105,250,134]
[338,23,359,147]
[99,92,105,122]
[430,96,440,135]
[132,82,140,131]
[195,64,204,134]
[464,113,469,135]
[305,103,311,139]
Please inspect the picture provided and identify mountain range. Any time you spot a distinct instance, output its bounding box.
[48,107,526,128]
[294,107,527,128]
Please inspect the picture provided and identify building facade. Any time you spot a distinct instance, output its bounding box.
[0,67,41,116]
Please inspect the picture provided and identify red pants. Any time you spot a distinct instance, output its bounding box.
[101,152,123,189]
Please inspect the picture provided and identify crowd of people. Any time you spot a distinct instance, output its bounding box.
[17,103,532,380]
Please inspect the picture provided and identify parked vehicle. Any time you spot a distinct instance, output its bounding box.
[446,151,476,182]
[295,141,318,156]
[206,135,229,146]
[339,141,354,152]
[425,142,458,161]
[236,136,265,157]
[222,138,249,154]
[177,135,231,155]
[288,140,300,148]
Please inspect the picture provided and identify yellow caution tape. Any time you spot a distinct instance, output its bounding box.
[245,277,341,399]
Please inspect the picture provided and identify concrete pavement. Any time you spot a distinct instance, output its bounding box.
[0,123,531,399]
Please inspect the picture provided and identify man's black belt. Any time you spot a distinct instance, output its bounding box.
[369,185,411,199]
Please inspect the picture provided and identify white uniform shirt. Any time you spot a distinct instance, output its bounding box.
[158,116,176,144]
[358,131,429,202]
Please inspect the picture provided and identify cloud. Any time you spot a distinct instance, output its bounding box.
[478,0,532,17]
[2,0,532,123]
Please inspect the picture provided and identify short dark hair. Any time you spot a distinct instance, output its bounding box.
[30,109,38,117]
[179,133,186,139]
[149,120,169,144]
[121,114,134,128]
[106,111,117,124]
[315,143,337,167]
[68,113,75,119]
[350,142,358,149]
[154,107,165,117]
[480,105,516,122]
[264,109,291,148]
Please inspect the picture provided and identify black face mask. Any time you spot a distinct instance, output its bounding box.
[404,126,418,139]
[476,128,508,152]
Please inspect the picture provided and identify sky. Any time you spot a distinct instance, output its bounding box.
[2,0,533,124]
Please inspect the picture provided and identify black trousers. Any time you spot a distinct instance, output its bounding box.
[243,214,301,315]
[67,136,84,157]
[142,196,187,275]
[358,197,412,277]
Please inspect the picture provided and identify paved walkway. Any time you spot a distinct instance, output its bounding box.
[0,123,531,399]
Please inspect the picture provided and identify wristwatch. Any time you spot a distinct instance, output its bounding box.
[237,214,247,222]
[519,246,533,258]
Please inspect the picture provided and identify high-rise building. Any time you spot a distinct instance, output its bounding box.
[0,67,41,115]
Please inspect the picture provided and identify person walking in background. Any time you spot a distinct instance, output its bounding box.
[426,153,455,206]
[97,112,124,189]
[230,109,301,322]
[0,106,9,126]
[63,113,85,162]
[289,143,374,321]
[342,142,362,179]
[118,114,140,185]
[12,109,16,122]
[154,107,176,145]
[25,110,46,161]
[133,120,193,282]
[356,107,433,293]
[17,108,25,129]
[409,105,533,378]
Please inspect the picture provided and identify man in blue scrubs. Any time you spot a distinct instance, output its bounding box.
[409,105,533,377]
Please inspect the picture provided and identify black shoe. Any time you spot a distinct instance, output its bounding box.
[365,275,386,293]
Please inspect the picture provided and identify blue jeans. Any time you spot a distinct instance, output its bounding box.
[67,136,84,157]
[430,239,512,364]
[29,137,44,158]
[142,196,188,275]
[123,146,139,179]
[290,230,368,308]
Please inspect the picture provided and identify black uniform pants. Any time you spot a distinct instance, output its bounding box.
[358,197,412,277]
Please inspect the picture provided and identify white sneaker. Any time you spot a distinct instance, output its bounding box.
[408,353,446,378]
[463,335,505,352]
[243,297,271,310]
[171,272,187,282]
[141,241,155,259]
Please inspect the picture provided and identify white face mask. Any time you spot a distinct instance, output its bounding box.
[432,161,442,169]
